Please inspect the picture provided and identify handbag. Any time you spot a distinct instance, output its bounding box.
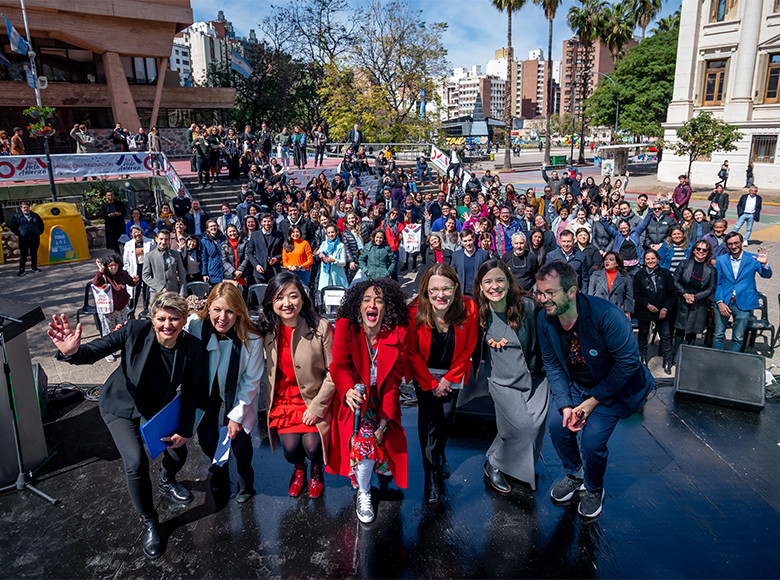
[91,284,114,314]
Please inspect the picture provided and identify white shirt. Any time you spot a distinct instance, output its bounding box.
[744,195,757,215]
[730,253,742,298]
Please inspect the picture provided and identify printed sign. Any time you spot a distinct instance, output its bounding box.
[430,145,450,173]
[0,153,153,181]
[48,226,76,263]
[402,223,422,253]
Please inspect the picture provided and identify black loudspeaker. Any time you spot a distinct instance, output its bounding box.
[674,345,766,411]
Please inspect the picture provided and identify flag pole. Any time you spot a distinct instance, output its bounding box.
[19,0,57,201]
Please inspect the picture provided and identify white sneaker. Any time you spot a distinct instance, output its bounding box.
[105,354,116,362]
[742,240,749,247]
[356,491,374,523]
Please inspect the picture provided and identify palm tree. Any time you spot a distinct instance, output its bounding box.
[533,0,561,166]
[601,2,635,61]
[629,0,663,40]
[652,9,681,34]
[568,0,604,163]
[490,0,527,170]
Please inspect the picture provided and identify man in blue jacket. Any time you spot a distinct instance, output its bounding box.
[535,261,654,518]
[713,232,772,351]
[734,186,762,246]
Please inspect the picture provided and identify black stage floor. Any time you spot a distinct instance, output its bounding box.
[1,384,778,579]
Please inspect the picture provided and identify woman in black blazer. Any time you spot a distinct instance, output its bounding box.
[633,250,676,374]
[47,293,206,560]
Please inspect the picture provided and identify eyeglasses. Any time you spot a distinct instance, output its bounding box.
[428,286,456,296]
[535,287,565,300]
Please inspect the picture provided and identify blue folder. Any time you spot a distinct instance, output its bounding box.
[140,394,181,459]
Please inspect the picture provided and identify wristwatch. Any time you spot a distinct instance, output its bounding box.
[378,424,388,433]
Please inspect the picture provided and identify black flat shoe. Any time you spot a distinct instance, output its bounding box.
[141,516,162,560]
[484,459,511,494]
[663,362,672,375]
[159,476,193,504]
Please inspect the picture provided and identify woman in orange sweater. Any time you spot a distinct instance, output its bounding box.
[282,225,314,286]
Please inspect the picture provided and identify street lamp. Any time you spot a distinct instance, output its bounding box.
[569,40,580,165]
[588,71,619,138]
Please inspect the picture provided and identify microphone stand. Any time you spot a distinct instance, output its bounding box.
[0,314,58,504]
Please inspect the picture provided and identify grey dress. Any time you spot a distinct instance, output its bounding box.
[484,299,550,489]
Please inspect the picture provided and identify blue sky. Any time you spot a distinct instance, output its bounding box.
[192,0,681,71]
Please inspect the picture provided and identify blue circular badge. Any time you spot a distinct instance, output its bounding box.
[589,349,598,357]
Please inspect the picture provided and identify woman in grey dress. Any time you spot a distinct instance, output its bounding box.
[473,259,550,493]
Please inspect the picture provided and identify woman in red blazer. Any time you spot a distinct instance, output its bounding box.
[327,278,409,524]
[407,263,478,503]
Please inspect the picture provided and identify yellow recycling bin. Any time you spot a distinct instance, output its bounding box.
[33,202,91,266]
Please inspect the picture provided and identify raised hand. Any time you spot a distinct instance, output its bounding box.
[757,247,769,264]
[47,314,82,357]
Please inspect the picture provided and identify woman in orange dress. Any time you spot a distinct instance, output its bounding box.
[259,272,335,498]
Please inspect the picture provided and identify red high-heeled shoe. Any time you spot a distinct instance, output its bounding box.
[288,464,307,497]
[308,464,325,499]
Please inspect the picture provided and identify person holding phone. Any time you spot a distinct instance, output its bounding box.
[47,293,206,559]
[407,263,478,503]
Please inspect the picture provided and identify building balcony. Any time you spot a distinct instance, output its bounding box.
[0,80,236,110]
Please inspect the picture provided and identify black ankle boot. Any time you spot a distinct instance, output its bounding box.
[140,515,162,560]
[159,470,193,504]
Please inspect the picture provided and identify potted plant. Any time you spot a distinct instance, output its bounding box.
[23,106,57,138]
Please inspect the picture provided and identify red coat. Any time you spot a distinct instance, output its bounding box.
[326,317,409,488]
[407,297,479,391]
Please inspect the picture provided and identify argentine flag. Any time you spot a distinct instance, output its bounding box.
[3,16,28,55]
[231,50,252,79]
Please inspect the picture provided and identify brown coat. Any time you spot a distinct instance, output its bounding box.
[10,133,25,156]
[263,316,336,462]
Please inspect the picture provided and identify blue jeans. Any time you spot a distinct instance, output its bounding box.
[547,387,621,492]
[277,146,290,167]
[712,300,751,351]
[733,213,755,240]
[292,268,310,286]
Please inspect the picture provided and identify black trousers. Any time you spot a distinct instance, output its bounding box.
[197,157,210,184]
[638,318,672,363]
[415,385,459,472]
[197,399,254,494]
[314,145,325,165]
[103,412,187,519]
[129,280,150,315]
[18,235,39,272]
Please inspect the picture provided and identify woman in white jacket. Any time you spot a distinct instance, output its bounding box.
[186,282,264,503]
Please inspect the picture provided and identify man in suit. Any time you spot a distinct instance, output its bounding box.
[347,123,362,153]
[546,230,590,292]
[185,199,208,237]
[171,188,191,220]
[142,229,187,303]
[535,261,654,519]
[713,232,772,351]
[450,229,489,296]
[517,204,536,236]
[247,213,283,283]
[101,190,126,253]
[734,185,762,246]
[10,201,44,276]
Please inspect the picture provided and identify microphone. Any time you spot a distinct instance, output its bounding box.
[352,383,366,438]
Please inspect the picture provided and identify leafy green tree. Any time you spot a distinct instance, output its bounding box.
[629,0,663,40]
[320,0,449,142]
[534,0,561,165]
[672,112,743,179]
[491,0,527,170]
[585,25,677,137]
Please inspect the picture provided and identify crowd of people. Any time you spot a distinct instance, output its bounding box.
[30,135,773,562]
